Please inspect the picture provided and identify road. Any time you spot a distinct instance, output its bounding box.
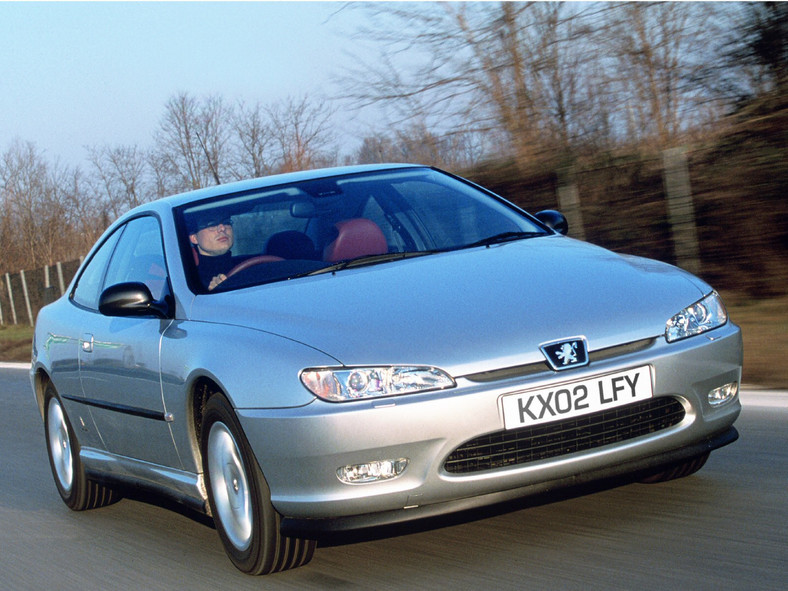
[1,364,786,590]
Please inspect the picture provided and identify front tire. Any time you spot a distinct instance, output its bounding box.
[201,394,315,574]
[639,452,710,483]
[44,385,119,510]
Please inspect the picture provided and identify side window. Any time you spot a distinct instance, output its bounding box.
[104,216,168,300]
[71,228,124,310]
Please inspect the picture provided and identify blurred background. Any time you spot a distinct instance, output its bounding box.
[1,2,785,384]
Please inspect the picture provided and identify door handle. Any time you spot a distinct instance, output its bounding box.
[81,333,94,353]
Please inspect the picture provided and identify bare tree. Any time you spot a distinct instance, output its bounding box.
[343,2,602,164]
[153,92,233,192]
[353,122,485,170]
[344,2,741,160]
[353,133,397,165]
[603,2,721,148]
[230,101,276,179]
[266,96,337,173]
[54,166,108,259]
[87,144,151,219]
[147,149,176,200]
[0,141,70,269]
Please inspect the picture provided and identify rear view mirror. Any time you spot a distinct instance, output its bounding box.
[290,201,317,218]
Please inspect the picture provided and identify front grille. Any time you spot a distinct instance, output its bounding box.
[444,397,685,474]
[463,338,656,383]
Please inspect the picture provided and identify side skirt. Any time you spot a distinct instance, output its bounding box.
[80,447,209,515]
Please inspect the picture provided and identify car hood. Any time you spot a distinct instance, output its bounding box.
[189,236,710,376]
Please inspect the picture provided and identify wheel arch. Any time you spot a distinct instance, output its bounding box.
[32,367,53,420]
[188,376,225,465]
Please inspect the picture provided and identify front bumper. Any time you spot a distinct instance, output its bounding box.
[279,426,738,537]
[237,323,742,534]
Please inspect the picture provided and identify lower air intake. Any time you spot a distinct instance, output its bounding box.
[444,397,685,474]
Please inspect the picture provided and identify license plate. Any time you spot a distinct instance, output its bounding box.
[501,366,653,429]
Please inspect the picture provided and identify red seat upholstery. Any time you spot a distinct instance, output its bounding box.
[323,219,388,262]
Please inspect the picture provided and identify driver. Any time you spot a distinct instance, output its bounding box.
[188,214,241,291]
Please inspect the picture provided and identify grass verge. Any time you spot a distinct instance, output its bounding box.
[0,324,33,364]
[720,293,788,389]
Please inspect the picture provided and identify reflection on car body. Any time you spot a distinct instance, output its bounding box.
[30,164,742,574]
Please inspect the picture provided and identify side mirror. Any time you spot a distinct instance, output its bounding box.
[98,282,171,319]
[535,210,569,235]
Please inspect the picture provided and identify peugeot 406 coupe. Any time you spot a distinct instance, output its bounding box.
[31,164,742,574]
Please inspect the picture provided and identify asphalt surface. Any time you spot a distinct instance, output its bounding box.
[1,363,786,590]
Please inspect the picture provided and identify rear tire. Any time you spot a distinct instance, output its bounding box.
[639,452,710,483]
[44,384,120,510]
[201,394,315,574]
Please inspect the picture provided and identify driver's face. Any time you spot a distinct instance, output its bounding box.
[189,222,234,256]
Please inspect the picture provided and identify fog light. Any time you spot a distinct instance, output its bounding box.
[708,382,738,406]
[337,458,409,484]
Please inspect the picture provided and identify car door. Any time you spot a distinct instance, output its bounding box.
[53,228,124,452]
[77,215,183,469]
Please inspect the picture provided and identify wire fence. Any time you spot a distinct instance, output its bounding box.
[0,260,81,326]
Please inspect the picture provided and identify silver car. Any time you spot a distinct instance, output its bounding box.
[31,164,742,574]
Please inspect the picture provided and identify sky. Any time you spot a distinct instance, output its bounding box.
[0,1,373,166]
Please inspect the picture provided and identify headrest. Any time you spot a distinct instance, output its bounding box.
[323,218,388,262]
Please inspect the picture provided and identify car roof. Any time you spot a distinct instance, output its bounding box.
[137,163,428,215]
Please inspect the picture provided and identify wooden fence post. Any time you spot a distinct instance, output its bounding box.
[5,273,18,325]
[56,261,65,295]
[557,164,586,240]
[662,147,701,275]
[20,270,34,326]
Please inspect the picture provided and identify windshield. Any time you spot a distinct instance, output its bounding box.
[177,167,548,292]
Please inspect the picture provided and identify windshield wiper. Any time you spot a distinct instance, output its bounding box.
[305,250,436,276]
[463,231,546,250]
[290,233,544,279]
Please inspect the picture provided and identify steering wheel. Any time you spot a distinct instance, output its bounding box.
[225,255,284,279]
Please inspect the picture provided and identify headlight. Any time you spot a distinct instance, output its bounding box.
[300,366,455,402]
[665,292,728,343]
